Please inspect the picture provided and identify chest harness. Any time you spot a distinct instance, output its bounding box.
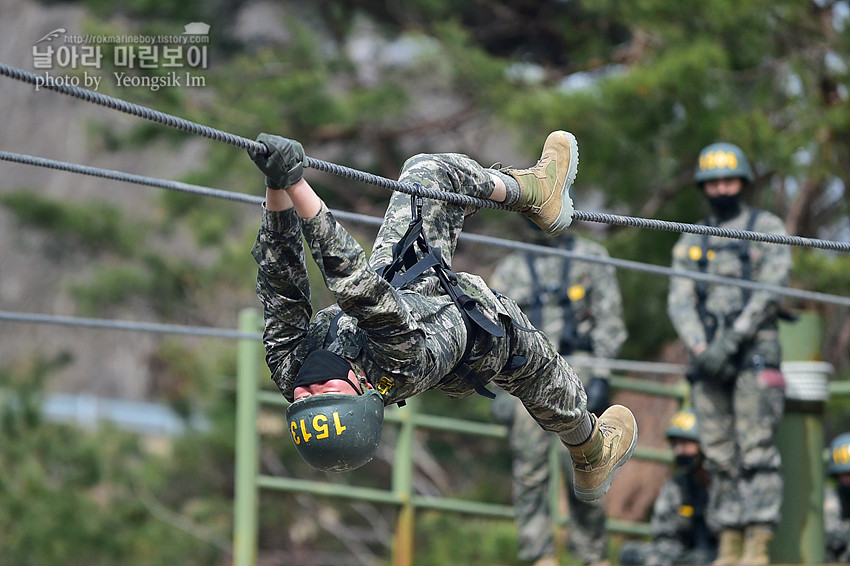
[677,471,713,553]
[694,209,760,341]
[331,194,521,401]
[524,237,591,355]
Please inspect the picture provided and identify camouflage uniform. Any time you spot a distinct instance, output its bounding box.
[825,486,850,563]
[489,238,626,564]
[666,204,791,532]
[253,152,589,444]
[619,470,717,566]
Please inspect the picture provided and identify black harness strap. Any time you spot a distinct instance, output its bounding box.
[696,209,761,341]
[323,310,344,349]
[554,237,585,355]
[524,238,586,355]
[524,253,545,329]
[376,194,505,399]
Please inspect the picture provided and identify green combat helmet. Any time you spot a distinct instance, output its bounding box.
[694,142,755,186]
[286,390,384,472]
[666,407,700,443]
[828,432,850,475]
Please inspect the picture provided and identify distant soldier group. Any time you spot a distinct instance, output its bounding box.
[488,141,842,566]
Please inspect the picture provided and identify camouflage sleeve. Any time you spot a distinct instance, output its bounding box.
[489,252,535,307]
[667,233,707,351]
[647,478,688,565]
[824,487,850,561]
[731,213,791,338]
[299,204,427,371]
[251,206,313,384]
[587,245,627,359]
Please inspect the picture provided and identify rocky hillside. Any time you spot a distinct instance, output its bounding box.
[0,0,683,525]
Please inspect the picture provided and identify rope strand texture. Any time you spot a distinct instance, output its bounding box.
[2,61,849,251]
[0,62,503,211]
[3,150,849,307]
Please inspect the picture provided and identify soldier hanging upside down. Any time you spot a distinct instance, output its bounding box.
[249,130,637,502]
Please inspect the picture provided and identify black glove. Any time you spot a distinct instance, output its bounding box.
[248,133,304,190]
[585,377,610,416]
[694,331,741,382]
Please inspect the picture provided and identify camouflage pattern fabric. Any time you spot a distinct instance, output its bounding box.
[489,237,626,563]
[619,471,717,566]
[666,204,791,531]
[496,391,608,563]
[489,236,627,379]
[825,486,850,563]
[253,152,588,444]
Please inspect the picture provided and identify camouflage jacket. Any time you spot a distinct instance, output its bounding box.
[489,236,626,362]
[667,204,791,362]
[825,486,850,563]
[647,470,715,565]
[252,204,511,406]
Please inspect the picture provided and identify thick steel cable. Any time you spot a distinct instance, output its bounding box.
[0,63,502,212]
[0,151,264,205]
[3,61,849,251]
[0,309,685,376]
[3,151,849,307]
[460,232,850,308]
[573,209,850,252]
[0,310,261,340]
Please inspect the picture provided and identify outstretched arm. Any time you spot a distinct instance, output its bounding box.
[265,179,321,217]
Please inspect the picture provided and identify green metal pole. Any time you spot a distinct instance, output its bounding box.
[392,398,417,566]
[234,308,262,566]
[772,311,829,564]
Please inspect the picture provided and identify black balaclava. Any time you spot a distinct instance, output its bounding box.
[294,350,362,395]
[675,454,703,472]
[706,193,742,220]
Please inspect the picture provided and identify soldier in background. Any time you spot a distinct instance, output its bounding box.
[825,432,850,563]
[667,143,791,566]
[490,227,627,566]
[619,408,717,566]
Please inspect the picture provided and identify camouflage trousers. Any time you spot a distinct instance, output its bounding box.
[619,539,715,566]
[368,152,589,439]
[692,367,785,531]
[500,393,607,563]
[369,152,496,270]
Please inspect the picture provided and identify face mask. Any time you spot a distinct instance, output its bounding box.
[706,194,741,218]
[675,455,700,471]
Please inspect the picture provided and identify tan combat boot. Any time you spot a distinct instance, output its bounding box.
[711,529,743,566]
[503,130,578,236]
[532,556,559,566]
[738,525,773,566]
[567,404,637,502]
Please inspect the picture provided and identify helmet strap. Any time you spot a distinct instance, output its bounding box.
[341,374,364,395]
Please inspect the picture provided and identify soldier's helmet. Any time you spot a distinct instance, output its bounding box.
[286,390,384,472]
[694,142,755,186]
[828,432,850,476]
[666,407,700,443]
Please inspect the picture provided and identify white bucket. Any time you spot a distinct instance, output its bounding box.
[780,361,833,402]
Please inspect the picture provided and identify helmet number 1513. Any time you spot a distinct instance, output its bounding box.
[290,412,347,445]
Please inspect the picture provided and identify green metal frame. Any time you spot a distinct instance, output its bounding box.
[233,308,842,566]
[232,308,680,566]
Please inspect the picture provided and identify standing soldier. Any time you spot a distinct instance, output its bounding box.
[490,228,627,566]
[667,143,791,566]
[619,408,716,566]
[825,432,850,563]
